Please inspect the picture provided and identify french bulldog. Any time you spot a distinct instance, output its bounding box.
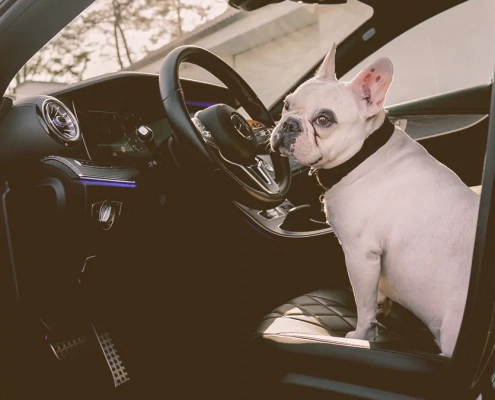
[270,44,480,357]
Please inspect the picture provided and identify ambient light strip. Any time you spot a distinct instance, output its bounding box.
[185,100,216,108]
[79,178,137,188]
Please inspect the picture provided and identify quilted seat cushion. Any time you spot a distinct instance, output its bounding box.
[254,287,440,354]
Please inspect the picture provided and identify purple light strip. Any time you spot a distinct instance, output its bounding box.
[79,179,137,188]
[185,100,216,108]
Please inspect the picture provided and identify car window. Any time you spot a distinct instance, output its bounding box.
[176,1,373,106]
[9,0,373,107]
[341,0,495,106]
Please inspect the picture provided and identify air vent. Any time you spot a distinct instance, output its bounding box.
[39,97,80,147]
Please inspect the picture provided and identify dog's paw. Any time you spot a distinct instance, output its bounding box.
[345,330,359,339]
[345,327,377,341]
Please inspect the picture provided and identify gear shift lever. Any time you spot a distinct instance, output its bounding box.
[136,125,158,155]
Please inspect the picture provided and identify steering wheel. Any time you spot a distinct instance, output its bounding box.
[159,45,291,209]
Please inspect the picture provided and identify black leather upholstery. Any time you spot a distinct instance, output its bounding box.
[254,287,440,354]
[249,287,450,399]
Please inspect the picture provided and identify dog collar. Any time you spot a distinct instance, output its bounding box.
[310,116,396,191]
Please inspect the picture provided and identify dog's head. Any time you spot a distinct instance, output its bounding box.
[271,44,394,168]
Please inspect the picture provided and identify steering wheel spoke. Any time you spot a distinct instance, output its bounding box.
[217,152,280,195]
[247,157,280,194]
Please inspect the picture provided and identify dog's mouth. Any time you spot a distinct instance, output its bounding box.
[272,134,292,157]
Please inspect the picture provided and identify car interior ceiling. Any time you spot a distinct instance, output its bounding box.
[2,0,495,399]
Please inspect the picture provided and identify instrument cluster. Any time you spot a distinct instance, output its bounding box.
[77,107,173,163]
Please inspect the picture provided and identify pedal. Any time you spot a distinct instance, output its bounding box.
[48,335,88,361]
[93,326,130,387]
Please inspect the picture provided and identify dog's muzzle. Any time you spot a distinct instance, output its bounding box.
[273,117,302,153]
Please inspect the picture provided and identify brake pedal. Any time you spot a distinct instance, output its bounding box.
[93,326,130,387]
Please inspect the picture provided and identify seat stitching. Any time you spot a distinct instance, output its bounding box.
[287,299,352,335]
[308,295,356,330]
[310,294,355,311]
[283,315,343,331]
[259,309,351,333]
[258,315,342,333]
[309,295,399,336]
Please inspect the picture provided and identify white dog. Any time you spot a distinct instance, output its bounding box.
[270,44,479,357]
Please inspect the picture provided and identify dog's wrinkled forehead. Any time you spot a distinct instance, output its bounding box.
[286,78,359,122]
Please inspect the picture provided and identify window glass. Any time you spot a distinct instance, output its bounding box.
[341,0,495,106]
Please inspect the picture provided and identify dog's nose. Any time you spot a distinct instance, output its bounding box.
[281,117,301,134]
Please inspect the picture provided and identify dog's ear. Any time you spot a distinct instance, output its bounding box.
[315,43,337,80]
[350,58,393,116]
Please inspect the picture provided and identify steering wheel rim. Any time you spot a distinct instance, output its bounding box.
[159,45,291,208]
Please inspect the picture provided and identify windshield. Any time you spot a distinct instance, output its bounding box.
[9,0,373,105]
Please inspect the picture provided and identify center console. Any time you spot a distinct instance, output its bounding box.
[234,154,333,238]
[235,199,332,238]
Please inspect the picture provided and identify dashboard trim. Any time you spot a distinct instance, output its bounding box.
[41,155,139,185]
[235,200,333,239]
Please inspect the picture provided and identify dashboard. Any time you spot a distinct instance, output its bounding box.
[0,72,309,179]
[41,72,238,165]
[76,103,173,162]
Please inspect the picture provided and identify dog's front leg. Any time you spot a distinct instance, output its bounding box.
[344,248,381,341]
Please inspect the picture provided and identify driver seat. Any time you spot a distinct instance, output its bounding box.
[254,286,439,354]
[250,286,449,399]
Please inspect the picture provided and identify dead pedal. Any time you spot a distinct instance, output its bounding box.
[93,325,130,387]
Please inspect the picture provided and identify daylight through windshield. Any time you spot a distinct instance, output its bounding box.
[10,0,373,105]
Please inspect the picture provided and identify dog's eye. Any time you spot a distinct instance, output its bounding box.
[315,115,330,126]
[283,101,290,111]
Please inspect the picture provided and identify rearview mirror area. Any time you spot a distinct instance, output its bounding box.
[229,0,346,12]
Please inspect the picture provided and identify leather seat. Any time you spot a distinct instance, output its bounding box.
[254,287,440,354]
[248,188,483,398]
[254,188,481,352]
[249,287,450,399]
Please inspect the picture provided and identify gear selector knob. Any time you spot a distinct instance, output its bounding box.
[136,125,154,143]
[136,125,161,164]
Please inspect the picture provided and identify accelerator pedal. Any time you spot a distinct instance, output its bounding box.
[93,325,130,387]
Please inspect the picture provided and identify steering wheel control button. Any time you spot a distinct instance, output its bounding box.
[248,120,271,143]
[191,117,215,145]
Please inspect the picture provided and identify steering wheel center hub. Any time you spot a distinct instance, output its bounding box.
[198,104,258,164]
[231,113,253,140]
